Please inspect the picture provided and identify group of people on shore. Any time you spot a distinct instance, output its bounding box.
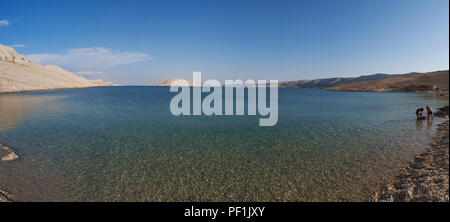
[416,106,433,120]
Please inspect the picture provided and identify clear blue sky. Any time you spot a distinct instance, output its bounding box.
[1,0,448,85]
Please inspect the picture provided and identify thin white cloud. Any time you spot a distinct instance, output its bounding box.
[26,47,152,70]
[0,20,10,27]
[74,71,104,75]
[9,44,26,48]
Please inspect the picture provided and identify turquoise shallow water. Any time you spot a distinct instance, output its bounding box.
[0,87,448,201]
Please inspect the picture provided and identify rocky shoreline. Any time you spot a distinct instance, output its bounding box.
[374,106,449,202]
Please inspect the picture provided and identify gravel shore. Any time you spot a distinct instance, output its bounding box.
[374,106,449,202]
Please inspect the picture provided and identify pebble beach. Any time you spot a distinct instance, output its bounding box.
[375,106,449,202]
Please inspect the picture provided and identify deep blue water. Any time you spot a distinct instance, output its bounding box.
[0,87,448,201]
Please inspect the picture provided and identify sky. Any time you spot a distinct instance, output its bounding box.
[1,0,449,85]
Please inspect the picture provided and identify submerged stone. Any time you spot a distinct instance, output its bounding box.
[0,189,13,202]
[1,152,19,162]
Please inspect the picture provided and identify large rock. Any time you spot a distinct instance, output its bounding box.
[435,106,449,118]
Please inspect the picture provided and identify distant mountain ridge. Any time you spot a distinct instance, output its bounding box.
[152,78,203,86]
[278,73,407,88]
[154,71,447,92]
[326,70,449,92]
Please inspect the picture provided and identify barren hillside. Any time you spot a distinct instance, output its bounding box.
[326,70,449,92]
[0,44,119,94]
[278,73,402,88]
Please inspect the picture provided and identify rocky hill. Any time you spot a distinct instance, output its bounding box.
[0,44,119,94]
[278,73,402,88]
[326,70,449,92]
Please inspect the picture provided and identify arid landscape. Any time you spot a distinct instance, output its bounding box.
[327,70,449,92]
[278,73,402,88]
[0,44,118,94]
[277,70,449,93]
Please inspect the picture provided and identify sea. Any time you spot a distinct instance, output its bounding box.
[0,86,448,201]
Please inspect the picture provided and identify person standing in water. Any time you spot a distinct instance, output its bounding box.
[416,107,424,120]
[426,106,433,118]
